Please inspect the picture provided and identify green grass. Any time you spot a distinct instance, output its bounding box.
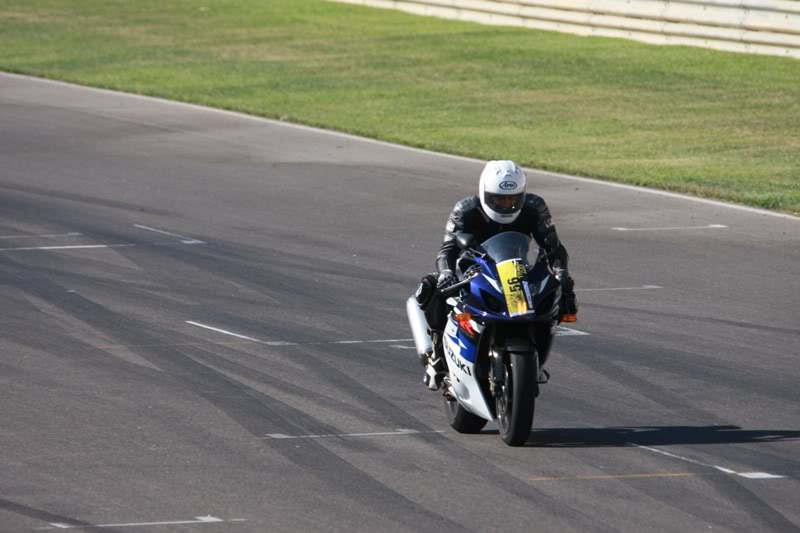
[1,0,799,214]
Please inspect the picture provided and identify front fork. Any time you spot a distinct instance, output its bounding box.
[489,347,505,399]
[488,326,505,399]
[489,345,542,401]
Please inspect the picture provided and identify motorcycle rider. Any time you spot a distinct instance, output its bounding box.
[414,160,578,390]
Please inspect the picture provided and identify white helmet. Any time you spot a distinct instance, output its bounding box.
[479,160,527,224]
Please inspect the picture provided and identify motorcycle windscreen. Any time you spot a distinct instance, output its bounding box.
[496,259,533,317]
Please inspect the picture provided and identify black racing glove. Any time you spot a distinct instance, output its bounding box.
[557,271,578,317]
[436,269,457,291]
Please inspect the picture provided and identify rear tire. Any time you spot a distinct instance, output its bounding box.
[444,395,488,433]
[497,352,537,446]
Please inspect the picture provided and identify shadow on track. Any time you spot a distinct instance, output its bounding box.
[0,499,124,533]
[511,425,800,447]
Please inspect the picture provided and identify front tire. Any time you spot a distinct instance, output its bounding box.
[444,395,488,433]
[496,352,537,446]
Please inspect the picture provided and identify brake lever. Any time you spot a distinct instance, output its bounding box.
[440,271,479,296]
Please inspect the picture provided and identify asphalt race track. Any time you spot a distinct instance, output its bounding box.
[1,72,798,532]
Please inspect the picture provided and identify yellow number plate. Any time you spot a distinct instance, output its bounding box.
[496,259,530,317]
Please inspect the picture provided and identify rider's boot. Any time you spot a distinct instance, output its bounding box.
[422,330,447,391]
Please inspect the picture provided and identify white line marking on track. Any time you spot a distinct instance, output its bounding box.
[529,471,699,481]
[0,235,206,252]
[389,344,416,349]
[186,321,591,346]
[556,326,590,336]
[737,472,786,479]
[0,232,81,240]
[38,515,245,530]
[575,285,663,292]
[0,244,137,252]
[627,442,786,480]
[260,429,443,440]
[133,224,204,244]
[322,338,415,344]
[612,224,727,232]
[186,321,412,346]
[5,72,797,222]
[185,321,266,343]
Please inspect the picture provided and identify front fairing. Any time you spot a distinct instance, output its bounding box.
[443,302,493,420]
[461,234,561,323]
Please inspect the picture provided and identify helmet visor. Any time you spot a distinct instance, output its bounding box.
[485,191,524,215]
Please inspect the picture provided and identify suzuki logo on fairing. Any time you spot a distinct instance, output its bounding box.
[499,181,517,190]
[446,343,472,376]
[455,357,472,376]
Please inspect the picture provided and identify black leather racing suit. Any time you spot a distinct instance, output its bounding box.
[436,194,569,275]
[419,193,575,331]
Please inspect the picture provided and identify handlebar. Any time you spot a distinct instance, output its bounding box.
[439,273,479,296]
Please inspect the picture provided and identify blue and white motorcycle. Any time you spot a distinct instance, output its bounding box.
[407,231,564,446]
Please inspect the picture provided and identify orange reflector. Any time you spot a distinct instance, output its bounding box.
[561,314,578,323]
[454,312,477,336]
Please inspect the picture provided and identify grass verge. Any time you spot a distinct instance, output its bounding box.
[1,0,798,214]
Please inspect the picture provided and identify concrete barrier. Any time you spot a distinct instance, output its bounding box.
[328,0,800,58]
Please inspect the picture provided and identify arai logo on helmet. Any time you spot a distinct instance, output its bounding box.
[499,181,518,190]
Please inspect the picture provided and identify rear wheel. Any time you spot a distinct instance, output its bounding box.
[496,352,537,446]
[444,394,488,433]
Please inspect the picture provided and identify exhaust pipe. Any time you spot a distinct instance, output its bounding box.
[406,296,432,356]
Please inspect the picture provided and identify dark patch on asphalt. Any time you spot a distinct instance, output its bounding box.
[0,498,122,533]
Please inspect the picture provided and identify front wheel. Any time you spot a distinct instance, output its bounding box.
[496,352,537,446]
[444,395,488,433]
